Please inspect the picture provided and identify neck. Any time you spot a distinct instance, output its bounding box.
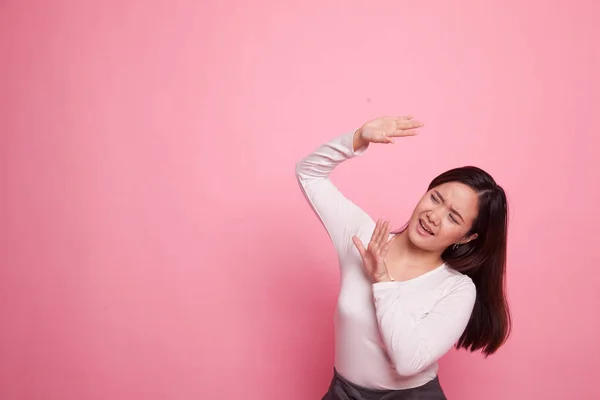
[391,230,444,271]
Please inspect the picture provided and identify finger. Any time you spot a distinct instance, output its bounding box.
[398,115,413,120]
[353,236,374,273]
[373,219,383,245]
[382,235,394,254]
[381,219,390,247]
[379,220,391,248]
[352,236,367,259]
[389,128,420,137]
[370,219,382,245]
[395,119,424,130]
[368,221,382,256]
[374,219,388,247]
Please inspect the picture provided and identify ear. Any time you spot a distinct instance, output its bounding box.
[459,232,478,245]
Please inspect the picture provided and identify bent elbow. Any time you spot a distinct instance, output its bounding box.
[295,160,316,184]
[294,161,303,177]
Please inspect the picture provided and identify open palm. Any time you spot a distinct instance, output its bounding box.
[352,219,394,283]
[359,116,423,144]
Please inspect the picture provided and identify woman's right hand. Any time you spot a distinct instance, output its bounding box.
[355,116,423,147]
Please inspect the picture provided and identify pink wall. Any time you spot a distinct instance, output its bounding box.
[2,1,599,399]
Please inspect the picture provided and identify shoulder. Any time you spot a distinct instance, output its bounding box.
[440,266,476,298]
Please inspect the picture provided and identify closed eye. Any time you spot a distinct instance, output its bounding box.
[432,191,464,224]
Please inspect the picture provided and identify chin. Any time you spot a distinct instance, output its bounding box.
[407,219,440,252]
[407,220,428,248]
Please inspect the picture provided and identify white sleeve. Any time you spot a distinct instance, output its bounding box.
[373,277,477,376]
[295,131,375,259]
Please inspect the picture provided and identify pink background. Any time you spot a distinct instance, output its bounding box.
[2,1,599,399]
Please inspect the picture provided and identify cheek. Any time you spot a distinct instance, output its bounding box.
[412,198,429,216]
[439,222,470,241]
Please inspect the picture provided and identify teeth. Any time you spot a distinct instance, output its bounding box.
[420,220,433,235]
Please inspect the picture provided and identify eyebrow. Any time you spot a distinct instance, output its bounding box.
[434,190,465,223]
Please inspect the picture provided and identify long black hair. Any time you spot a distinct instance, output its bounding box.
[429,166,511,356]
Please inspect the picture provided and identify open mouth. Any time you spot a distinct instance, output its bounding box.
[419,219,435,235]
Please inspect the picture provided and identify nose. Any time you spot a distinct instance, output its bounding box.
[426,211,441,226]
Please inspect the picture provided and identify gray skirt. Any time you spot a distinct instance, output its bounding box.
[322,369,447,400]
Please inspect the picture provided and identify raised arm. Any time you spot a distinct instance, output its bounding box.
[295,117,423,259]
[295,130,374,258]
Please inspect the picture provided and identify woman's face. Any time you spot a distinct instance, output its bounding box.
[407,181,480,252]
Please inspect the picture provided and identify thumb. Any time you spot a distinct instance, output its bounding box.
[352,236,367,259]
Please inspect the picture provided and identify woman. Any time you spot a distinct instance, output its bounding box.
[295,115,511,400]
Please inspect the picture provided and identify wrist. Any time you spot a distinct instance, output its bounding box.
[353,128,369,152]
[373,272,392,283]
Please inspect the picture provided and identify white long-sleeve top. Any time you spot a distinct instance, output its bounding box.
[295,131,477,390]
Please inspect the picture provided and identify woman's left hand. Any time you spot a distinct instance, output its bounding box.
[352,219,394,283]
